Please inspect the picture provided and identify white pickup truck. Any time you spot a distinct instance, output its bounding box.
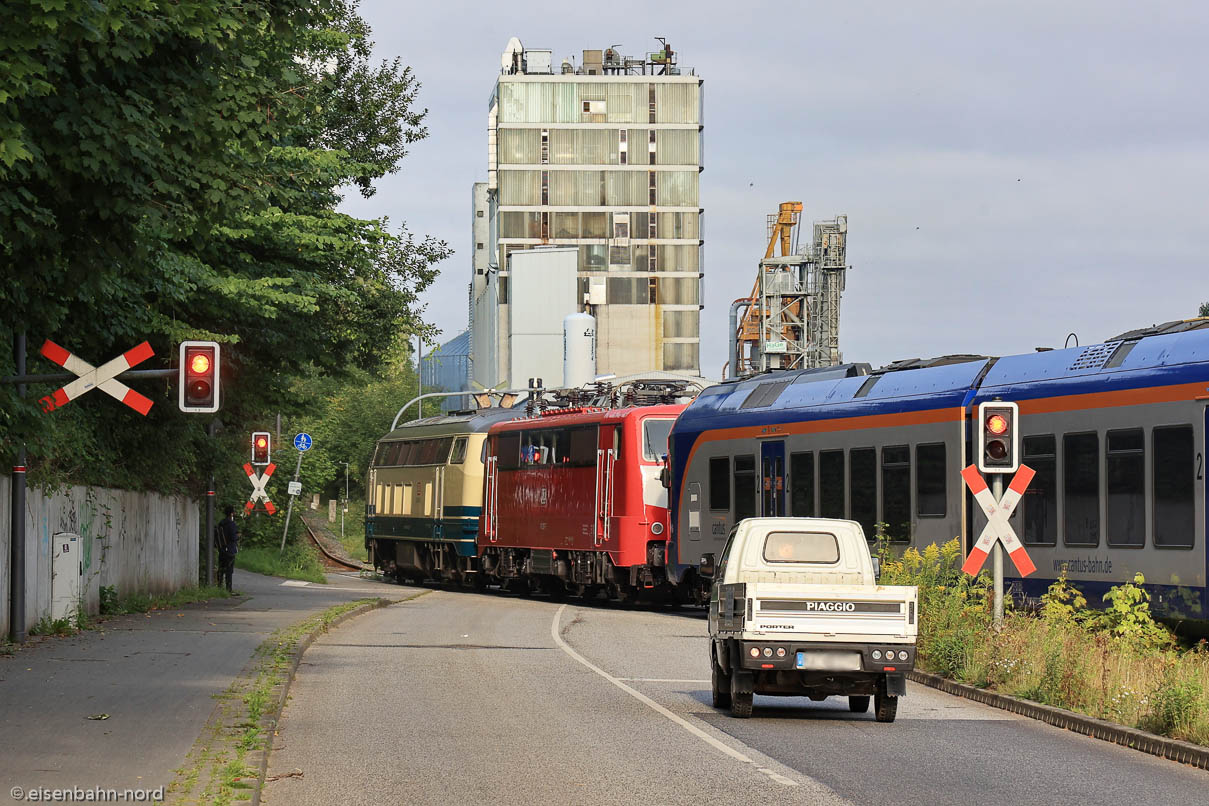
[707,517,918,722]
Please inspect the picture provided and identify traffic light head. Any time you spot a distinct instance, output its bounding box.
[251,432,271,466]
[178,341,220,413]
[977,401,1019,473]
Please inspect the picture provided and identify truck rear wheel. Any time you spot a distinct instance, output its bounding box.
[874,691,898,723]
[729,671,753,718]
[848,695,870,713]
[711,654,731,709]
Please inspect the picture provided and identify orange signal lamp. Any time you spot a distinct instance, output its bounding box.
[986,414,1009,435]
[256,437,267,448]
[189,353,211,374]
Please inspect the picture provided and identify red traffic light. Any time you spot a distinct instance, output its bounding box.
[251,432,272,465]
[178,341,220,413]
[986,414,1009,436]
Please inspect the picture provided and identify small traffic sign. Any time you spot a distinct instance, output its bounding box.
[244,462,278,515]
[961,464,1036,577]
[293,432,312,452]
[38,340,155,415]
[287,481,302,497]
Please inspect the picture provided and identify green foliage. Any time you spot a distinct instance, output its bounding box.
[1091,572,1174,651]
[235,544,326,583]
[893,545,1209,745]
[1040,568,1087,626]
[99,584,232,615]
[1200,301,1209,318]
[29,615,74,636]
[1,0,448,495]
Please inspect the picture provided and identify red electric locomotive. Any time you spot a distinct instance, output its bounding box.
[479,404,684,600]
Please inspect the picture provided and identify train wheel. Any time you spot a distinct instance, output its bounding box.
[711,653,731,709]
[472,573,487,592]
[849,695,870,713]
[729,671,753,718]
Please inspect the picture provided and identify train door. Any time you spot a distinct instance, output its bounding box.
[761,441,786,517]
[484,455,499,542]
[595,426,617,546]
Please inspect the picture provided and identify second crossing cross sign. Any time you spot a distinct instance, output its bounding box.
[960,464,1037,577]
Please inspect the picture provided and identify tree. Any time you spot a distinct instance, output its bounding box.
[1,1,449,492]
[1199,302,1209,318]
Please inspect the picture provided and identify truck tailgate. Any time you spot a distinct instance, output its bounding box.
[748,583,918,640]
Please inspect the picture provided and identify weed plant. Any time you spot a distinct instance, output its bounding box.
[234,543,327,583]
[881,539,1209,746]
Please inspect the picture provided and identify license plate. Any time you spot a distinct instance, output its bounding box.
[795,650,863,671]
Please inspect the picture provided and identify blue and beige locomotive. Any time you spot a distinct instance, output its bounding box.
[667,320,1209,618]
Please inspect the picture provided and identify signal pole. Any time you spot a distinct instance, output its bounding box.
[992,474,1004,629]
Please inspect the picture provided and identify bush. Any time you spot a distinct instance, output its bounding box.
[890,540,1209,746]
[235,544,326,584]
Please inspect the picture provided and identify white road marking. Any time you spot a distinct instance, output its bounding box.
[758,767,799,787]
[280,580,310,587]
[552,604,799,790]
[618,678,711,684]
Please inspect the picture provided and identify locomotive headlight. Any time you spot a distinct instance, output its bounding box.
[776,647,786,658]
[872,650,882,660]
[749,647,760,658]
[763,647,773,657]
[898,650,909,661]
[651,522,664,535]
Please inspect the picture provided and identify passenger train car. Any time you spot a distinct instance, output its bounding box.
[480,404,683,599]
[366,408,521,584]
[668,322,1209,618]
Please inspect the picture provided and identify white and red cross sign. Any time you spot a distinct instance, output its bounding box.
[38,340,155,415]
[244,462,278,515]
[961,464,1037,577]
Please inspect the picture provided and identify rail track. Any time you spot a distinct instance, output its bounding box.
[302,517,367,572]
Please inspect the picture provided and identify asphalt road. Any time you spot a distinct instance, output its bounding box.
[0,569,405,802]
[264,590,1209,806]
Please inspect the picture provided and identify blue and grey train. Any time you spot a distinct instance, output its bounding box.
[667,321,1209,618]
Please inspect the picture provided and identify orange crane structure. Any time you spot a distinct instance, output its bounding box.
[730,202,849,377]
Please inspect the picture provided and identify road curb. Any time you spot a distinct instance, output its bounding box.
[250,593,425,805]
[908,669,1209,770]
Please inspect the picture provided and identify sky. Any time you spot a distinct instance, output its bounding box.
[340,0,1209,376]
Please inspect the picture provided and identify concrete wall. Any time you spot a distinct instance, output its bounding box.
[0,476,199,633]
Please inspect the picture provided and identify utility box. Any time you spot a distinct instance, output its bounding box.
[50,532,82,622]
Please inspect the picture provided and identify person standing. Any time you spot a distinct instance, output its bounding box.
[216,506,239,592]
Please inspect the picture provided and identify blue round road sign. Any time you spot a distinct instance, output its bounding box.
[293,432,313,452]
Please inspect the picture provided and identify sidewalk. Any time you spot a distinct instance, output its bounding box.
[0,569,403,802]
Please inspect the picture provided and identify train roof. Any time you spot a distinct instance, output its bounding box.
[675,320,1209,436]
[378,406,522,440]
[489,403,686,433]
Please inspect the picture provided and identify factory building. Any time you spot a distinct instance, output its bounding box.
[470,38,704,390]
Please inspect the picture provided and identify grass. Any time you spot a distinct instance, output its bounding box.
[335,500,368,562]
[235,543,327,583]
[880,537,1209,747]
[101,584,234,615]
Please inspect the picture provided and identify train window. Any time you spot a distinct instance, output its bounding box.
[819,450,845,519]
[850,448,877,538]
[569,427,598,466]
[1063,432,1100,546]
[733,455,757,521]
[1106,429,1145,547]
[789,452,814,517]
[1153,425,1195,548]
[642,418,674,461]
[450,437,468,465]
[709,456,731,511]
[916,443,946,517]
[402,484,412,515]
[881,446,910,541]
[1021,435,1057,545]
[397,442,416,466]
[496,433,521,470]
